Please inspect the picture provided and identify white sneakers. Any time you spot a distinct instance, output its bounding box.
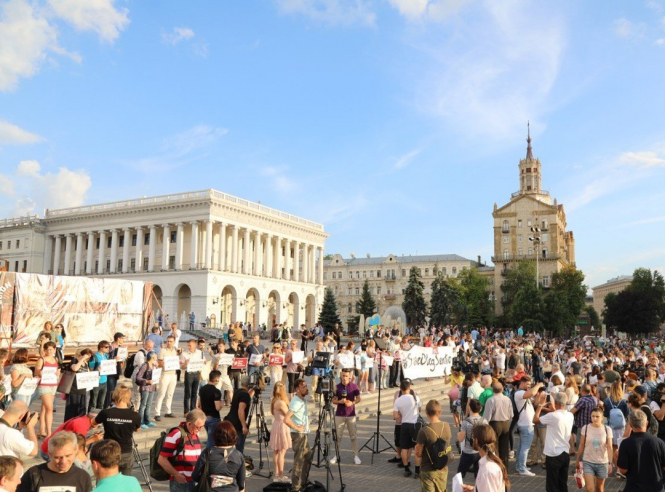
[330,456,338,464]
[354,455,362,465]
[330,455,362,465]
[519,470,536,477]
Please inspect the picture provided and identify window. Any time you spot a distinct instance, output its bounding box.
[518,248,523,256]
[170,231,177,243]
[518,235,522,243]
[442,267,447,275]
[132,235,137,246]
[387,288,391,295]
[518,220,522,228]
[377,287,381,295]
[106,260,111,272]
[355,305,359,314]
[355,287,360,295]
[356,271,360,279]
[334,286,339,295]
[452,267,457,274]
[22,260,27,272]
[7,241,10,250]
[332,272,336,279]
[402,269,406,277]
[96,238,100,249]
[16,240,20,249]
[130,258,136,271]
[169,256,176,270]
[542,248,548,259]
[370,270,374,278]
[348,303,352,313]
[107,237,112,248]
[542,233,549,242]
[377,270,381,278]
[363,271,366,278]
[542,276,550,287]
[0,241,2,250]
[503,236,509,244]
[143,258,148,271]
[527,219,532,227]
[118,259,123,271]
[402,289,406,295]
[528,248,533,255]
[14,261,18,272]
[119,236,124,248]
[503,250,509,260]
[425,268,429,276]
[433,266,438,275]
[95,260,99,272]
[462,266,467,271]
[348,288,352,296]
[502,220,509,233]
[348,272,353,279]
[144,233,150,245]
[338,271,342,278]
[542,219,548,229]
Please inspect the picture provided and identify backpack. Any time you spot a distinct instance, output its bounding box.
[150,426,187,481]
[607,399,626,430]
[424,424,452,470]
[303,481,327,492]
[124,349,146,379]
[641,404,659,436]
[464,416,485,448]
[263,483,292,492]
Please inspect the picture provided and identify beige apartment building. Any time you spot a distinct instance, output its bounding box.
[490,128,576,313]
[591,275,632,320]
[323,253,480,325]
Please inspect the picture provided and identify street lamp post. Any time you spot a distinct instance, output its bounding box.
[528,226,541,288]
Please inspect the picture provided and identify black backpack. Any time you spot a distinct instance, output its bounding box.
[123,349,146,378]
[424,424,453,470]
[150,426,187,481]
[304,481,327,492]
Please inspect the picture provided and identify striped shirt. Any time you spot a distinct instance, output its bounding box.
[159,425,202,481]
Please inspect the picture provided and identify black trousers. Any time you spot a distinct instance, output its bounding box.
[489,420,511,468]
[65,393,88,422]
[456,451,481,478]
[545,451,570,492]
[184,372,200,414]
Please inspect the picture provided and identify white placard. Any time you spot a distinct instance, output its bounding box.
[337,353,355,369]
[152,368,162,385]
[249,354,263,365]
[100,360,117,376]
[382,355,394,367]
[216,353,234,366]
[365,358,374,368]
[291,351,304,364]
[18,377,40,396]
[117,347,128,361]
[76,371,100,390]
[401,345,454,380]
[2,374,11,390]
[40,367,58,385]
[163,356,180,371]
[186,358,205,372]
[355,355,362,368]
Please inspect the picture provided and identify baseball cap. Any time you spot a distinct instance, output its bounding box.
[634,385,648,397]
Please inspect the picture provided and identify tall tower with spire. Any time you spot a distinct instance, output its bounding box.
[517,122,544,198]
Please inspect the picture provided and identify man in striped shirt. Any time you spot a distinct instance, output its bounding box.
[157,409,205,492]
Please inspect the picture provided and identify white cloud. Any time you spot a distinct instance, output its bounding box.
[393,148,421,169]
[275,0,376,27]
[162,26,195,45]
[193,43,209,58]
[387,0,470,22]
[0,121,44,145]
[618,150,665,168]
[414,0,565,141]
[655,38,665,46]
[47,0,129,43]
[259,166,299,194]
[1,160,91,216]
[613,18,646,39]
[129,125,228,173]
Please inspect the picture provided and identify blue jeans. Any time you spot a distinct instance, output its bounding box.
[517,425,535,473]
[169,480,195,492]
[139,390,155,425]
[205,417,220,449]
[236,429,247,454]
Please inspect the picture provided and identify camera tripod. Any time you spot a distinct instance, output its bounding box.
[132,438,154,492]
[246,391,273,478]
[310,394,345,492]
[360,351,395,463]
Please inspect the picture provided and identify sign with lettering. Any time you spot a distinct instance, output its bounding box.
[76,372,100,391]
[163,356,180,371]
[116,347,128,361]
[232,358,248,370]
[401,345,454,380]
[216,354,234,366]
[291,351,304,364]
[382,355,394,367]
[40,367,58,385]
[186,358,205,373]
[269,354,284,366]
[151,368,162,385]
[337,353,354,369]
[18,377,40,396]
[249,354,263,366]
[100,360,117,376]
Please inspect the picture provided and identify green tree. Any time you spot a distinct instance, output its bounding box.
[318,287,343,332]
[544,289,568,335]
[430,274,462,327]
[545,267,587,334]
[584,305,601,331]
[509,281,544,329]
[402,266,428,328]
[602,292,618,328]
[500,261,537,316]
[356,280,377,319]
[458,268,493,327]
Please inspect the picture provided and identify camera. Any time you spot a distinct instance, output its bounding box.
[249,371,270,393]
[316,372,335,397]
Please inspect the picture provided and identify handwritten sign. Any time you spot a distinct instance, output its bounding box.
[355,355,362,369]
[18,377,40,396]
[163,356,180,371]
[337,353,355,369]
[269,354,284,366]
[365,358,374,368]
[152,368,162,385]
[186,359,205,373]
[401,345,454,380]
[291,351,304,364]
[117,347,128,361]
[76,372,100,391]
[216,354,234,366]
[2,374,11,391]
[100,360,117,376]
[249,354,264,366]
[232,358,248,370]
[382,356,394,367]
[40,367,58,385]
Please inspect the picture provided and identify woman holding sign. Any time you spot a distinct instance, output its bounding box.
[10,348,34,405]
[136,351,158,428]
[34,341,60,438]
[65,348,93,421]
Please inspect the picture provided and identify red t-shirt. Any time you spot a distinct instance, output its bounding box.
[41,416,92,454]
[159,424,202,482]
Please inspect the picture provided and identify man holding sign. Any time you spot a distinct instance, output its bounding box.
[155,335,179,421]
[246,333,266,377]
[105,332,126,409]
[89,341,111,413]
[180,339,204,415]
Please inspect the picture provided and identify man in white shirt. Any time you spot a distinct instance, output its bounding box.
[513,376,542,477]
[393,380,422,478]
[534,391,573,492]
[180,339,204,414]
[0,401,38,458]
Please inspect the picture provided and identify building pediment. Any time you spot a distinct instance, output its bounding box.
[493,194,557,216]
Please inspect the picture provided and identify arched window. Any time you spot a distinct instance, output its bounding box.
[503,249,509,260]
[502,220,509,233]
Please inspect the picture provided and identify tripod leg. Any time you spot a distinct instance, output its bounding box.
[132,440,155,492]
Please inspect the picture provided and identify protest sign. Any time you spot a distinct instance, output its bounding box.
[40,367,58,385]
[116,347,128,361]
[232,358,248,370]
[163,356,180,371]
[152,368,162,385]
[18,377,40,396]
[337,353,355,369]
[269,354,284,366]
[76,372,100,391]
[355,355,362,369]
[382,355,394,367]
[215,353,234,366]
[401,345,453,380]
[186,359,205,373]
[100,360,117,376]
[249,354,263,366]
[291,351,304,364]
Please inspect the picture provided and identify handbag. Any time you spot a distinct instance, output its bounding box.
[57,371,76,394]
[447,385,460,401]
[195,448,212,492]
[574,462,585,489]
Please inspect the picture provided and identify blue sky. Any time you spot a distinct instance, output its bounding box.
[1,0,664,291]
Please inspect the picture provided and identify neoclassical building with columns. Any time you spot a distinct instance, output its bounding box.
[1,189,328,330]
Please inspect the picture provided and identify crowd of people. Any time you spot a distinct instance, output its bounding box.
[3,320,665,492]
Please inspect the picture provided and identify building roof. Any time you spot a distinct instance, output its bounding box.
[324,253,475,267]
[592,275,633,290]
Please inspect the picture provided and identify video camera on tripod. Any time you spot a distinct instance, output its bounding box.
[248,369,270,394]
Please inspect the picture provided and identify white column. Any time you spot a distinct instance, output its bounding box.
[148,226,157,272]
[317,246,324,284]
[86,232,94,275]
[302,244,309,285]
[110,229,119,273]
[162,224,171,271]
[122,228,131,273]
[74,233,84,275]
[257,233,264,276]
[252,231,260,276]
[273,236,281,278]
[310,245,316,283]
[176,223,184,270]
[265,234,273,279]
[284,239,291,281]
[205,220,213,269]
[135,227,144,272]
[53,235,62,275]
[218,222,227,271]
[294,242,301,282]
[242,228,250,274]
[63,234,73,275]
[190,221,199,269]
[231,225,239,273]
[97,231,106,274]
[43,235,53,275]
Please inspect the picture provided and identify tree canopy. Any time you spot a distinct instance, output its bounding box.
[402,266,428,328]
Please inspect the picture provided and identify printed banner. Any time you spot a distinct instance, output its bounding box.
[401,345,454,380]
[215,354,234,366]
[186,359,205,373]
[152,368,162,385]
[100,360,117,376]
[291,351,304,364]
[163,356,180,371]
[0,273,15,348]
[232,358,248,370]
[18,377,40,396]
[76,371,100,390]
[269,354,284,366]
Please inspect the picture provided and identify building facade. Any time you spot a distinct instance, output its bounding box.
[0,189,328,330]
[591,275,632,321]
[323,253,480,325]
[0,216,46,275]
[491,127,576,313]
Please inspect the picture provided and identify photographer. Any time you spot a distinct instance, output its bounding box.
[0,401,39,458]
[223,375,253,454]
[330,369,362,465]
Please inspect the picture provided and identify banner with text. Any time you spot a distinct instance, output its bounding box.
[401,345,454,380]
